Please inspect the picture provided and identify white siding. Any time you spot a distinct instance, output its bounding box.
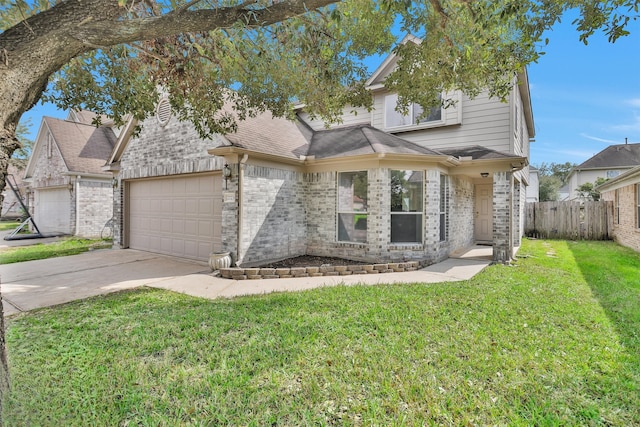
[567,168,633,200]
[371,90,511,153]
[297,105,371,131]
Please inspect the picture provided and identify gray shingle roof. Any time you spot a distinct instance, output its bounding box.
[45,117,116,174]
[576,143,640,169]
[308,125,444,159]
[223,111,309,160]
[222,118,447,160]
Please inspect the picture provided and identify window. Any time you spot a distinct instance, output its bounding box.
[615,189,620,225]
[384,94,441,129]
[337,171,368,243]
[391,170,423,243]
[440,174,449,241]
[637,184,640,229]
[607,170,621,179]
[47,134,53,158]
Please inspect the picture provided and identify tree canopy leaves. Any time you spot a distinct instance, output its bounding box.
[2,0,638,140]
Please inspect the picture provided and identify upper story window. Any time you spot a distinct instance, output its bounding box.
[384,94,442,130]
[337,171,368,243]
[606,170,621,179]
[391,170,423,243]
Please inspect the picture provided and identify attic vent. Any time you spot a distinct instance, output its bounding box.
[156,97,172,127]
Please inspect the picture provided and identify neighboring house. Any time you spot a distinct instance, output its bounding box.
[23,111,116,237]
[1,162,27,219]
[105,36,534,266]
[597,165,640,252]
[565,142,640,201]
[558,183,571,201]
[527,166,539,202]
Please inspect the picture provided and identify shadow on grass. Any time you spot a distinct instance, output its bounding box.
[568,241,640,389]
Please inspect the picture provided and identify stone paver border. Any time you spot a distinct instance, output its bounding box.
[219,261,424,280]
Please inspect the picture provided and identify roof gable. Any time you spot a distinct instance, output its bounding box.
[365,34,421,88]
[26,117,116,177]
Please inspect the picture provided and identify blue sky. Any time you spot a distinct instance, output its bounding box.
[20,10,640,168]
[527,12,640,167]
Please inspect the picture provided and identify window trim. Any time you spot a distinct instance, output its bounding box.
[439,173,449,242]
[390,170,424,244]
[384,93,444,132]
[337,171,368,243]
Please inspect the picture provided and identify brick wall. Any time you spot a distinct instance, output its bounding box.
[512,179,524,247]
[238,166,307,266]
[493,171,512,262]
[448,175,475,253]
[304,171,339,256]
[602,184,640,252]
[30,135,70,190]
[301,168,467,265]
[77,179,114,238]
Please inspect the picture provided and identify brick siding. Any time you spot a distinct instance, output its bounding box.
[77,179,113,238]
[602,184,640,252]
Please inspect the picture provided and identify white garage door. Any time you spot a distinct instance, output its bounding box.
[34,188,72,234]
[128,174,223,261]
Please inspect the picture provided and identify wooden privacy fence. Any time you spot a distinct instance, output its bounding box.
[524,201,613,240]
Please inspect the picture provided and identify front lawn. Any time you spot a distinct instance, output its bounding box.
[3,239,639,425]
[0,221,19,231]
[0,237,112,264]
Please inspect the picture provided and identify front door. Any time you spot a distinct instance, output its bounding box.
[474,184,493,243]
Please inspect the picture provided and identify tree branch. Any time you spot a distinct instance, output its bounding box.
[72,0,339,47]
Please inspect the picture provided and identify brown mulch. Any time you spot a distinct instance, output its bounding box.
[258,255,364,268]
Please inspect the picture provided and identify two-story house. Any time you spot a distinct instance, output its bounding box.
[105,37,534,266]
[564,142,640,201]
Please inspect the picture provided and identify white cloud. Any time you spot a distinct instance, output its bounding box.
[579,133,621,144]
[625,98,640,108]
[609,113,640,134]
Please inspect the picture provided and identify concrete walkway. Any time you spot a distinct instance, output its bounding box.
[1,248,491,316]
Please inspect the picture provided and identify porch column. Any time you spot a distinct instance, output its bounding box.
[221,163,240,263]
[493,171,513,263]
[424,169,441,261]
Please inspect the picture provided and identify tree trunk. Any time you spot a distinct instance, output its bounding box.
[0,0,338,406]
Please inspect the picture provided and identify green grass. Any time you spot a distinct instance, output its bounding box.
[0,238,112,264]
[3,239,639,425]
[0,221,19,231]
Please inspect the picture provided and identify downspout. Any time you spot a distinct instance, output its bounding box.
[75,175,81,236]
[237,154,249,265]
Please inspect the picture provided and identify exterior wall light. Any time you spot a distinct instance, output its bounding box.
[481,172,489,178]
[112,177,118,188]
[223,164,232,189]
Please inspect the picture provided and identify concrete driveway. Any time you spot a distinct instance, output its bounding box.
[1,247,491,317]
[1,249,211,316]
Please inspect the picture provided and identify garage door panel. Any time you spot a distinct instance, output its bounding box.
[128,174,222,261]
[34,188,72,234]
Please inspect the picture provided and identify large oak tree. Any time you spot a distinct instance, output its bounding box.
[0,0,637,410]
